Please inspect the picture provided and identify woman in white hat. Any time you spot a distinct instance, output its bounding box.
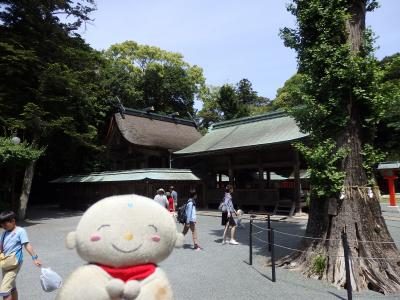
[153,188,168,209]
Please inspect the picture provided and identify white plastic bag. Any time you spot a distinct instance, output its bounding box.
[40,267,62,292]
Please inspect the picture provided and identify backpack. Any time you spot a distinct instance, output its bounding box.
[177,199,195,224]
[177,202,188,224]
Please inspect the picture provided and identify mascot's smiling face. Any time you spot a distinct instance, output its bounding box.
[66,194,183,267]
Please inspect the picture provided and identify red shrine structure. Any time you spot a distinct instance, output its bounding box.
[378,161,400,207]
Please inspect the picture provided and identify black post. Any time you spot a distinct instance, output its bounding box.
[267,214,271,251]
[271,228,276,282]
[249,218,253,265]
[341,232,352,300]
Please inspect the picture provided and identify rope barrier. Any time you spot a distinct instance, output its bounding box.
[273,229,337,241]
[273,229,398,245]
[252,230,266,236]
[271,244,400,261]
[274,243,308,253]
[252,223,270,231]
[349,256,400,261]
[343,185,376,189]
[247,220,400,292]
[355,240,399,245]
[253,235,269,245]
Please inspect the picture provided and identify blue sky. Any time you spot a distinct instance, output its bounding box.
[81,0,400,103]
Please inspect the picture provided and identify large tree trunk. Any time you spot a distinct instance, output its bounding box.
[278,119,400,293]
[278,0,400,294]
[18,135,39,220]
[18,159,37,220]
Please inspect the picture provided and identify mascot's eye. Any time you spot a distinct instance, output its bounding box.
[148,224,158,232]
[97,224,111,231]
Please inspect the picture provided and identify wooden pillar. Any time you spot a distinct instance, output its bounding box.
[202,181,208,208]
[146,180,150,198]
[258,168,264,188]
[293,150,302,214]
[266,171,271,189]
[258,153,264,210]
[228,156,234,185]
[385,176,398,207]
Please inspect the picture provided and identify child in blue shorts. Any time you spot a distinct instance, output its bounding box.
[0,211,42,300]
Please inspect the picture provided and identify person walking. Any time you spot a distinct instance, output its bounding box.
[153,188,168,209]
[170,186,178,209]
[221,185,239,245]
[182,190,202,251]
[0,211,42,300]
[166,192,175,213]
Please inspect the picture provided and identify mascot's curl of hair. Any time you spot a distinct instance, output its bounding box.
[56,194,184,300]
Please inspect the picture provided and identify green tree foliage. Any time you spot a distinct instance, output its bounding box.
[274,73,306,109]
[217,84,249,120]
[198,79,272,129]
[375,53,400,159]
[280,0,382,196]
[197,86,223,131]
[276,56,400,180]
[237,78,258,105]
[0,0,107,169]
[0,0,108,214]
[294,140,347,197]
[0,137,44,166]
[103,41,206,117]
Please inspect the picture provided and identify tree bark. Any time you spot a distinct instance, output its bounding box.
[18,135,39,220]
[18,159,37,220]
[278,0,400,294]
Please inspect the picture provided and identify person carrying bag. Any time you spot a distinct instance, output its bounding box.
[0,211,42,300]
[221,185,239,245]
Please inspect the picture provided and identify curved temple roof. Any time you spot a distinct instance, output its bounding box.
[111,108,202,151]
[175,111,308,156]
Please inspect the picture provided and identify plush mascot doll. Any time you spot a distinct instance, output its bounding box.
[56,194,184,300]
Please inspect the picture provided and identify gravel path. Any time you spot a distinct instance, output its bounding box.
[4,205,400,300]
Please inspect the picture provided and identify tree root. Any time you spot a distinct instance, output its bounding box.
[276,187,400,294]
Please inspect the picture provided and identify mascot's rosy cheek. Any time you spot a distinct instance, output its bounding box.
[151,235,161,242]
[90,234,101,242]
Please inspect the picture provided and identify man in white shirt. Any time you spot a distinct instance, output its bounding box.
[153,188,168,209]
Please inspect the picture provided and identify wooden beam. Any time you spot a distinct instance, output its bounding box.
[240,161,293,169]
[210,161,293,171]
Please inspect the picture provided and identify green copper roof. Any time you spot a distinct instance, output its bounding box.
[50,169,201,183]
[175,111,307,156]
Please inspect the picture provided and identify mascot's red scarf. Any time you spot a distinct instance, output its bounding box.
[97,263,156,282]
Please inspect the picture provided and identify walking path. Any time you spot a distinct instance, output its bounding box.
[10,206,400,299]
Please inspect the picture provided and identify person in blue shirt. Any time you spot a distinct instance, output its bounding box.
[182,190,202,251]
[0,211,42,300]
